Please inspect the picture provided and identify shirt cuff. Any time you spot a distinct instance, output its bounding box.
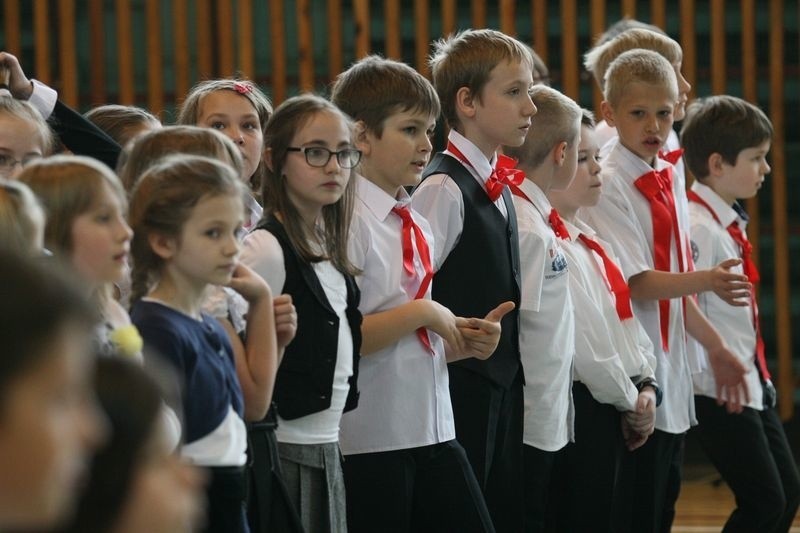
[28,79,58,119]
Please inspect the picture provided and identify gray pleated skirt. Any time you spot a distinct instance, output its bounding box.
[278,441,347,533]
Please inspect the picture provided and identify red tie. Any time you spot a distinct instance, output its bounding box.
[658,147,685,166]
[687,190,770,380]
[578,234,634,321]
[634,166,685,351]
[548,208,571,241]
[447,141,525,201]
[392,204,435,355]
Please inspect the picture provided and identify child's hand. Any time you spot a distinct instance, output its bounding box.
[627,388,657,434]
[457,301,516,360]
[422,300,467,355]
[707,345,751,413]
[706,258,751,307]
[273,294,297,349]
[226,263,270,303]
[0,52,34,99]
[620,417,649,451]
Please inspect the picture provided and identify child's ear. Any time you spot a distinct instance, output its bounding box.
[354,121,371,155]
[707,152,726,177]
[600,100,615,127]
[148,232,177,260]
[263,147,274,173]
[553,141,568,167]
[455,86,477,119]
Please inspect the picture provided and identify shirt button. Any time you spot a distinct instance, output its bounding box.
[328,320,335,326]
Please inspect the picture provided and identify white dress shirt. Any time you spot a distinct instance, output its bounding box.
[513,179,575,451]
[581,138,696,434]
[338,176,455,455]
[688,181,764,410]
[411,129,510,270]
[560,217,649,412]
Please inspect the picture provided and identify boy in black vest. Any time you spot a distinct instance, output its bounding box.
[412,29,536,532]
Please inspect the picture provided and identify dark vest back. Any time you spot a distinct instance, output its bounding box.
[256,215,361,420]
[420,153,521,388]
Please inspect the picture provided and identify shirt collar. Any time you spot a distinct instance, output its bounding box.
[612,139,673,179]
[690,180,741,228]
[356,174,409,222]
[446,129,496,183]
[518,179,552,220]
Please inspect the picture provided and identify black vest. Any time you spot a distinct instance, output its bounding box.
[420,153,522,388]
[257,216,361,420]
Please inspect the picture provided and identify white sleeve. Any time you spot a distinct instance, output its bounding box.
[28,79,58,119]
[571,277,639,412]
[411,174,464,270]
[241,229,286,294]
[347,210,370,273]
[515,209,547,313]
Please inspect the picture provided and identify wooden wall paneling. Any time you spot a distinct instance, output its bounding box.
[216,0,234,76]
[442,0,456,37]
[196,0,213,79]
[385,0,401,59]
[560,0,579,99]
[238,0,255,79]
[768,0,793,421]
[622,0,636,18]
[532,0,548,73]
[33,0,50,84]
[500,0,516,37]
[710,0,726,94]
[57,0,78,108]
[88,0,107,105]
[354,0,370,59]
[651,0,667,29]
[590,1,606,115]
[679,0,697,99]
[472,0,486,29]
[414,0,430,78]
[145,0,163,114]
[3,0,21,54]
[327,0,343,83]
[269,0,287,103]
[741,0,760,263]
[173,0,190,102]
[115,0,134,104]
[296,0,314,91]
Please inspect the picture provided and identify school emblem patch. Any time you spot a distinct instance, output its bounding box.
[690,239,699,263]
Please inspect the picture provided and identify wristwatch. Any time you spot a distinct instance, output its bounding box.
[636,378,663,407]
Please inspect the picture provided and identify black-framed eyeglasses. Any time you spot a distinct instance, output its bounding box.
[286,146,362,169]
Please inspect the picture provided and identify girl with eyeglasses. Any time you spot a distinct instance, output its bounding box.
[0,97,54,180]
[241,94,363,533]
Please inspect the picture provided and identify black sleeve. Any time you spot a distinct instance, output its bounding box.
[49,100,122,170]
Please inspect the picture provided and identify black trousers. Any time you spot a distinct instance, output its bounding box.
[549,382,623,533]
[343,439,495,533]
[694,394,800,533]
[522,443,561,533]
[448,366,524,533]
[612,428,684,533]
[247,409,304,533]
[203,465,250,533]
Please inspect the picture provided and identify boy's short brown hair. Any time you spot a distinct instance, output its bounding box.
[429,29,533,130]
[503,86,581,170]
[330,55,440,137]
[680,95,773,180]
[585,28,682,91]
[603,49,678,107]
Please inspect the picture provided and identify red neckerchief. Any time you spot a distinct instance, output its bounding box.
[687,189,770,380]
[392,204,435,355]
[634,165,685,351]
[578,233,634,321]
[658,147,685,166]
[447,141,524,202]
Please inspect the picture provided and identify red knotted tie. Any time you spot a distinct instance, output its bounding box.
[658,147,685,166]
[634,166,685,351]
[447,141,525,202]
[687,190,770,380]
[548,208,571,241]
[578,234,634,320]
[392,204,435,355]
